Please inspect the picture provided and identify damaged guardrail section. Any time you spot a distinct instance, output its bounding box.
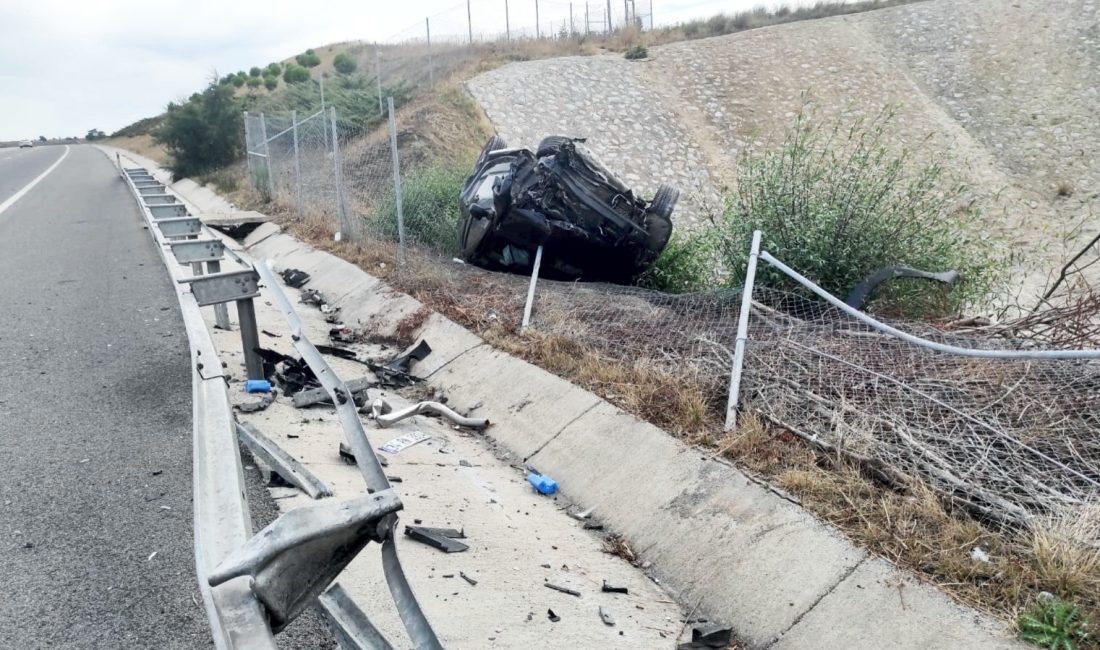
[116,163,430,648]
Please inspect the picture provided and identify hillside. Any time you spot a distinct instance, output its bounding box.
[468,0,1100,303]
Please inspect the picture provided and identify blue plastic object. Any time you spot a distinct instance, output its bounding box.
[527,472,558,495]
[245,379,272,394]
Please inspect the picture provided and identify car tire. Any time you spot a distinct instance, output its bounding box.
[643,184,678,256]
[476,135,507,167]
[536,135,572,158]
[649,184,679,220]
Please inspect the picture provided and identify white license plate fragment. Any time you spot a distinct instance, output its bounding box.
[379,430,430,454]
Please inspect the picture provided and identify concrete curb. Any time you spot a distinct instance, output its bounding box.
[110,145,1024,649]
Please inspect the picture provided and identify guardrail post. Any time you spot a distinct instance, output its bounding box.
[237,298,264,381]
[387,97,407,267]
[521,245,543,331]
[725,229,762,431]
[207,260,232,330]
[291,110,302,219]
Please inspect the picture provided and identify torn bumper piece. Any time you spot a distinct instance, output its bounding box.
[373,399,489,430]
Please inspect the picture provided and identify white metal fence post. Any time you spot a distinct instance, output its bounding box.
[426,17,434,85]
[725,229,763,431]
[387,97,407,266]
[375,47,384,116]
[467,0,473,44]
[606,0,612,32]
[243,111,255,187]
[259,112,275,199]
[535,0,541,38]
[291,110,302,218]
[521,245,544,331]
[329,107,350,239]
[506,0,511,41]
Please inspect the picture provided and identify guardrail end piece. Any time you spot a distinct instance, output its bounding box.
[208,490,402,632]
[318,583,396,650]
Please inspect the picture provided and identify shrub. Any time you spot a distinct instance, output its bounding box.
[1018,597,1091,649]
[295,50,321,68]
[640,228,721,292]
[283,64,310,83]
[263,75,278,90]
[231,74,246,88]
[668,107,1003,317]
[624,45,648,60]
[155,80,242,180]
[367,163,468,255]
[333,52,357,75]
[249,66,262,77]
[264,62,282,76]
[246,76,262,88]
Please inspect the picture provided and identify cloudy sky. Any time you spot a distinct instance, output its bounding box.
[0,0,816,140]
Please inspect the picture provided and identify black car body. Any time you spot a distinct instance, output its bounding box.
[458,136,678,283]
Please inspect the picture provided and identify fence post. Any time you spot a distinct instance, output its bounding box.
[585,3,590,35]
[623,0,629,28]
[259,112,275,199]
[570,3,574,34]
[535,0,540,38]
[375,47,384,116]
[505,0,511,42]
[521,245,544,331]
[319,75,328,151]
[329,107,350,239]
[467,0,473,45]
[291,110,302,218]
[386,97,407,267]
[243,111,255,187]
[426,17,433,85]
[724,229,762,431]
[606,0,612,32]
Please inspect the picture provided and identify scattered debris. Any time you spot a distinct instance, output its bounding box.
[254,348,319,396]
[379,430,431,454]
[598,606,615,627]
[236,391,276,414]
[388,340,432,372]
[442,574,455,579]
[338,442,386,467]
[147,551,158,561]
[569,507,594,521]
[459,460,472,467]
[460,571,478,586]
[527,471,559,495]
[386,475,402,483]
[677,625,733,649]
[970,547,991,563]
[601,581,628,595]
[279,268,310,289]
[603,534,640,566]
[374,399,490,430]
[404,526,469,553]
[544,583,580,597]
[245,379,272,394]
[583,522,604,531]
[151,470,163,476]
[315,344,362,362]
[261,329,281,338]
[292,377,373,408]
[268,472,294,489]
[547,609,560,623]
[329,326,359,344]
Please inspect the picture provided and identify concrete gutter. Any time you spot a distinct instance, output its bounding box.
[101,145,1025,649]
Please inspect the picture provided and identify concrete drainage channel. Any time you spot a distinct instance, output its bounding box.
[110,147,1025,649]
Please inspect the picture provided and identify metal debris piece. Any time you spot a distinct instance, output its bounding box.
[404,526,469,553]
[677,625,734,649]
[547,609,560,623]
[568,507,594,521]
[261,329,281,338]
[598,606,615,626]
[386,340,432,373]
[601,581,628,594]
[236,391,277,414]
[339,442,387,467]
[544,583,580,597]
[379,430,431,454]
[374,400,490,430]
[329,326,359,344]
[292,377,373,408]
[459,572,478,586]
[279,268,311,289]
[317,583,396,650]
[583,522,604,531]
[237,422,333,499]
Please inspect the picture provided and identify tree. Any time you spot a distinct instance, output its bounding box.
[246,76,262,88]
[37,135,47,142]
[85,129,106,141]
[295,50,321,68]
[264,62,282,76]
[154,80,242,180]
[249,66,262,77]
[231,74,246,88]
[333,52,357,74]
[263,75,278,90]
[283,64,310,83]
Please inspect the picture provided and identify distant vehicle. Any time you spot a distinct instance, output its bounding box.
[459,135,678,284]
[19,140,33,148]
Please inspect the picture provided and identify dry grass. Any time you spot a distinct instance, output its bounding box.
[105,134,169,166]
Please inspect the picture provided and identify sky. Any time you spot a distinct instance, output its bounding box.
[0,0,828,140]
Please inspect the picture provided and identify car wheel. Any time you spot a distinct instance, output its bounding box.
[644,184,678,255]
[476,135,507,167]
[649,184,679,220]
[536,135,572,158]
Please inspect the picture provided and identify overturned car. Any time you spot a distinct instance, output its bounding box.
[458,135,679,283]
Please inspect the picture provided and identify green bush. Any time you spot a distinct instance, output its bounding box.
[246,76,262,88]
[264,62,282,76]
[263,75,278,90]
[664,107,1003,317]
[367,163,468,255]
[283,64,310,83]
[624,45,648,60]
[640,228,722,292]
[231,74,246,88]
[333,52,357,75]
[155,80,242,180]
[295,50,321,68]
[249,66,262,77]
[1018,598,1091,650]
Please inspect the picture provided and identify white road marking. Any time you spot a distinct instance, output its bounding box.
[0,145,71,217]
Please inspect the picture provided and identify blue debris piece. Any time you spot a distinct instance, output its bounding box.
[527,472,558,495]
[245,379,273,394]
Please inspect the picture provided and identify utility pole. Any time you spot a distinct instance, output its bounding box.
[467,0,473,45]
[585,2,590,35]
[623,0,628,28]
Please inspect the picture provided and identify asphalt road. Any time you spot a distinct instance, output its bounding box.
[0,146,332,649]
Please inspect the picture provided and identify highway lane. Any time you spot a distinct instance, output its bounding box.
[0,146,333,648]
[0,145,66,206]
